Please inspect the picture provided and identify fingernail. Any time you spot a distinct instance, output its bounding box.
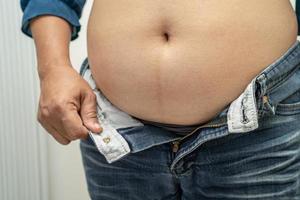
[94,123,102,132]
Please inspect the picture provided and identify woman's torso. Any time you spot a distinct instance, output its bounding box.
[87,0,298,125]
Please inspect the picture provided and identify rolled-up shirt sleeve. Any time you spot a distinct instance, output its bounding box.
[20,0,86,41]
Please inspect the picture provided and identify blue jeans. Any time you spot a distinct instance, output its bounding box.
[79,40,300,200]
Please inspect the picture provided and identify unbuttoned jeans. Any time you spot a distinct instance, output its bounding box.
[79,40,300,200]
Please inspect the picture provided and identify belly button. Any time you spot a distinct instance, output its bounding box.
[163,32,170,42]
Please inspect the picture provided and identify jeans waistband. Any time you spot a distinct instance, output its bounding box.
[255,41,300,108]
[137,40,300,134]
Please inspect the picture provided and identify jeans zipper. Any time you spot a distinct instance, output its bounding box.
[171,118,227,153]
[170,95,269,153]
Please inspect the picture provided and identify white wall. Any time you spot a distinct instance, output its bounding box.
[0,1,49,200]
[292,0,296,9]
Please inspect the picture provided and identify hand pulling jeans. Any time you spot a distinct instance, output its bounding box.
[79,40,300,200]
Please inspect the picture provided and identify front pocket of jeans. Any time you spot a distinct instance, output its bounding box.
[276,89,300,115]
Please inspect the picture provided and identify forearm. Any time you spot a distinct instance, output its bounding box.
[30,15,73,80]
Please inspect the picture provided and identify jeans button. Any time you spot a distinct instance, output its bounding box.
[103,137,111,144]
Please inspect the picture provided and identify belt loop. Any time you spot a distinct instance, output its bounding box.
[256,73,276,115]
[255,73,269,116]
[255,73,267,98]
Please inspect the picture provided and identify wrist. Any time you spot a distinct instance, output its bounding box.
[38,62,72,81]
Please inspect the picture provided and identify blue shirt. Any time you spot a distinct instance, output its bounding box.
[20,0,86,41]
[20,0,300,41]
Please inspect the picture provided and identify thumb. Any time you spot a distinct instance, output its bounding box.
[80,91,102,133]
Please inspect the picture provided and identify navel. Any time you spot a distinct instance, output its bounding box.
[163,32,170,42]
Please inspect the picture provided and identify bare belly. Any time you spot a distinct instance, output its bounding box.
[87,0,298,125]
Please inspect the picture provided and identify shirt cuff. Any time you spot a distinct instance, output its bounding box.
[21,1,81,41]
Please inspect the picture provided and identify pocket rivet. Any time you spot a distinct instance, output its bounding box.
[262,95,268,103]
[263,95,276,114]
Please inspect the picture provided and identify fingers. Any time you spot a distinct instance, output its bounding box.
[38,100,90,144]
[36,68,102,146]
[38,117,70,145]
[80,91,103,133]
[57,108,90,140]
